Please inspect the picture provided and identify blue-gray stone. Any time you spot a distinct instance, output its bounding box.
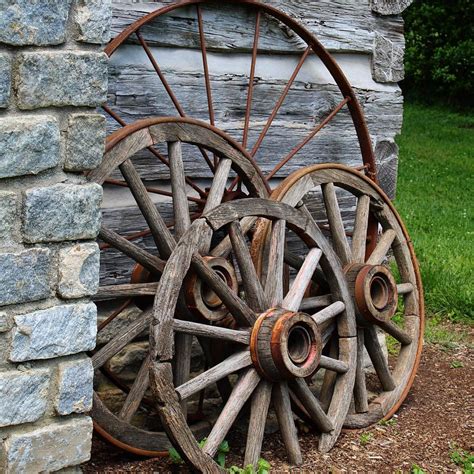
[0,248,52,307]
[75,0,112,44]
[0,116,60,179]
[16,52,108,110]
[0,191,18,243]
[0,53,11,107]
[0,0,73,46]
[9,303,97,361]
[23,183,102,243]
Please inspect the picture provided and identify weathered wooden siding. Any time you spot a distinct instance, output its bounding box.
[101,0,411,283]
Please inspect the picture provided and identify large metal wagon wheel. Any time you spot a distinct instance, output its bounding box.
[149,198,357,471]
[254,164,424,429]
[88,117,269,455]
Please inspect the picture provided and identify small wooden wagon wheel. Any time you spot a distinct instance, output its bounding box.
[149,199,357,471]
[254,164,424,429]
[88,117,268,455]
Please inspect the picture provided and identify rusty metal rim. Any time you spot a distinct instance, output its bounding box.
[265,163,425,425]
[104,0,376,180]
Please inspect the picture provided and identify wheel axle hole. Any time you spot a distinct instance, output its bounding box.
[202,269,228,308]
[288,326,312,365]
[370,275,390,310]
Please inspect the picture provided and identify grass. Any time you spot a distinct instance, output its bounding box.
[395,103,474,324]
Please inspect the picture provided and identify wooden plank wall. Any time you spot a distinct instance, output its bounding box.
[100,0,411,284]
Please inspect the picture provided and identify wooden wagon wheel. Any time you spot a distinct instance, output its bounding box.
[104,0,377,184]
[254,164,424,429]
[88,117,268,455]
[149,198,357,471]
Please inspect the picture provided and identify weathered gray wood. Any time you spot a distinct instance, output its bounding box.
[264,219,286,306]
[229,221,267,312]
[364,325,396,391]
[352,194,370,263]
[94,282,158,301]
[378,319,412,345]
[372,0,413,15]
[312,301,345,326]
[244,380,273,467]
[353,329,369,413]
[203,368,260,457]
[291,378,333,433]
[283,248,322,311]
[367,229,396,265]
[173,319,251,345]
[176,350,252,401]
[273,381,302,465]
[319,355,349,374]
[397,282,414,295]
[299,294,332,311]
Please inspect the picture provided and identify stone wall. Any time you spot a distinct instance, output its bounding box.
[0,1,111,472]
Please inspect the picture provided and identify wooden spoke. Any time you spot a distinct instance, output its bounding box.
[299,294,332,311]
[169,141,191,240]
[118,355,151,422]
[266,97,350,180]
[229,221,267,312]
[319,355,349,374]
[92,309,152,369]
[244,380,272,467]
[319,336,338,411]
[210,216,258,258]
[273,381,303,465]
[321,322,337,347]
[93,282,158,301]
[265,219,286,306]
[366,229,397,265]
[311,301,345,326]
[364,325,396,391]
[191,254,257,326]
[354,329,369,413]
[397,282,414,294]
[352,195,371,263]
[203,157,232,214]
[176,350,252,401]
[284,250,326,284]
[283,248,322,312]
[291,378,333,433]
[99,226,165,274]
[378,320,413,345]
[322,182,352,266]
[173,320,251,345]
[242,10,261,149]
[203,368,260,457]
[251,47,311,157]
[119,158,175,258]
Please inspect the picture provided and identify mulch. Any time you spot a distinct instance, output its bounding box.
[82,341,473,473]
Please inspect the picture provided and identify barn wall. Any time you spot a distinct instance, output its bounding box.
[101,0,411,283]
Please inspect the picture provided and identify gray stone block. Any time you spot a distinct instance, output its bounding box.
[0,248,52,307]
[23,183,102,243]
[16,52,108,110]
[9,302,97,362]
[0,191,18,243]
[0,53,11,107]
[55,357,93,415]
[58,243,100,299]
[0,369,50,427]
[0,116,60,179]
[0,312,11,332]
[0,0,73,46]
[2,417,92,472]
[65,114,106,172]
[74,0,112,44]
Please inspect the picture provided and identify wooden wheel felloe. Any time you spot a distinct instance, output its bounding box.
[88,117,268,455]
[262,164,424,429]
[149,199,357,471]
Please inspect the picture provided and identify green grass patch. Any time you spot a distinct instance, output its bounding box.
[395,103,474,323]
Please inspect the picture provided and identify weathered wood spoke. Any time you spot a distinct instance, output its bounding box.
[94,282,158,301]
[367,229,397,265]
[311,301,345,326]
[397,282,414,294]
[283,248,322,312]
[378,320,413,345]
[203,368,261,458]
[319,355,349,374]
[265,219,286,306]
[352,195,371,263]
[173,320,251,345]
[353,329,369,413]
[299,294,332,311]
[322,182,352,266]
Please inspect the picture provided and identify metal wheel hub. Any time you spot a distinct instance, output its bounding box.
[250,307,322,381]
[185,256,239,322]
[345,263,398,324]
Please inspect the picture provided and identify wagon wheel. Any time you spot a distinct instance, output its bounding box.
[88,117,268,455]
[104,0,377,184]
[254,164,424,429]
[149,198,357,471]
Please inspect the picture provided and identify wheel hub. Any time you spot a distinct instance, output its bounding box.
[345,264,398,324]
[185,257,238,322]
[250,308,322,381]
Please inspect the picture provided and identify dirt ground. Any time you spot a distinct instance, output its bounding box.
[83,338,473,473]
